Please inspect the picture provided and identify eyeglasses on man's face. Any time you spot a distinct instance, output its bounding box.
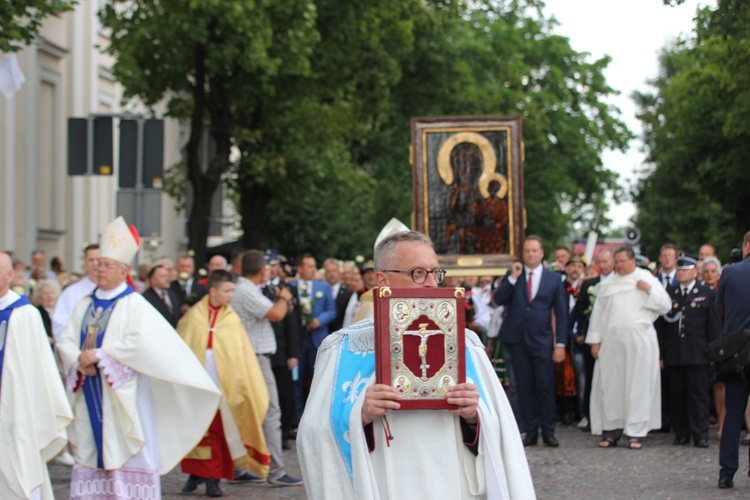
[383,268,446,285]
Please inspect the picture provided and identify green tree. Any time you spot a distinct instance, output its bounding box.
[634,0,750,260]
[0,0,76,53]
[363,1,631,252]
[100,0,318,266]
[232,0,420,260]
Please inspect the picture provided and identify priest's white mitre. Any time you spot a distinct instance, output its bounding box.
[100,216,140,264]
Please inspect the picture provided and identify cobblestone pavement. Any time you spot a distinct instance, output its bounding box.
[49,425,750,499]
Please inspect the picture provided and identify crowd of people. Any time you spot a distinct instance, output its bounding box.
[449,236,750,489]
[2,219,750,498]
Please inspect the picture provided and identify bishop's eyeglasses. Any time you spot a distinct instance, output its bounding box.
[383,268,446,285]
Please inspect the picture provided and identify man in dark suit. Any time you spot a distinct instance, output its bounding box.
[494,235,568,447]
[656,243,680,289]
[661,256,720,448]
[716,231,750,489]
[572,247,615,430]
[170,254,207,312]
[143,264,183,327]
[654,242,680,433]
[323,258,354,334]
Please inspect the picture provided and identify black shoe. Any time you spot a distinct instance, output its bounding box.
[282,439,291,450]
[542,434,559,447]
[205,479,223,497]
[694,440,709,448]
[718,478,734,489]
[182,475,204,493]
[673,436,690,445]
[522,433,538,447]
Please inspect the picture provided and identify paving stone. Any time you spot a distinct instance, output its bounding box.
[49,424,750,498]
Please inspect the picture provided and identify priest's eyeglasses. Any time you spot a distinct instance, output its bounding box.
[383,268,446,285]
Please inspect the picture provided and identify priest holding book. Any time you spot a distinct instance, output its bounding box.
[297,231,534,499]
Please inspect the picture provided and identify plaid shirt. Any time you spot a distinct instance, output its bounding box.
[231,277,276,355]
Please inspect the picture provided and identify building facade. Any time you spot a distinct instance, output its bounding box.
[1,1,235,274]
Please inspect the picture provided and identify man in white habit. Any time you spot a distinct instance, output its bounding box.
[0,252,73,499]
[297,231,535,500]
[51,243,100,341]
[56,217,221,499]
[586,244,672,449]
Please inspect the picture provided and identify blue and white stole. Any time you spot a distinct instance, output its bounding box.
[0,295,32,399]
[330,325,488,480]
[79,286,134,469]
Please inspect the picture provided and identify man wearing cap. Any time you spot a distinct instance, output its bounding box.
[56,217,221,498]
[587,244,671,449]
[298,231,535,499]
[0,252,73,499]
[660,256,720,448]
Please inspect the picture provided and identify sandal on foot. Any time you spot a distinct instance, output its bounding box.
[598,437,618,448]
[627,438,643,449]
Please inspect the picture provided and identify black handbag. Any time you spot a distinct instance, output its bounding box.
[704,329,750,383]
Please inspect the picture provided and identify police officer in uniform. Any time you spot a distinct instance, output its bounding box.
[661,256,720,448]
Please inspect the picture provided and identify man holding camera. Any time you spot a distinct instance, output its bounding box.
[231,250,302,486]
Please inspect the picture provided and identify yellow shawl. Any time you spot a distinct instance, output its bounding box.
[177,296,270,477]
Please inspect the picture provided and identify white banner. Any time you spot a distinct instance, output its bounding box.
[0,53,26,100]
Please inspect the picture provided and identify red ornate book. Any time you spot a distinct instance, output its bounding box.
[373,286,466,410]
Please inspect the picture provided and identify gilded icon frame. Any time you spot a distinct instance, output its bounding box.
[411,116,524,276]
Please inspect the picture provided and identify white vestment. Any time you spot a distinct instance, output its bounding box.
[586,268,672,436]
[51,276,96,341]
[56,285,221,498]
[297,320,535,500]
[0,291,73,500]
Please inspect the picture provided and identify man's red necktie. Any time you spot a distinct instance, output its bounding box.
[527,271,533,303]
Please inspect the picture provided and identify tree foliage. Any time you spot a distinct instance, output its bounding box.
[101,0,630,264]
[0,0,76,53]
[360,0,630,253]
[100,0,318,266]
[634,0,750,260]
[231,0,419,259]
